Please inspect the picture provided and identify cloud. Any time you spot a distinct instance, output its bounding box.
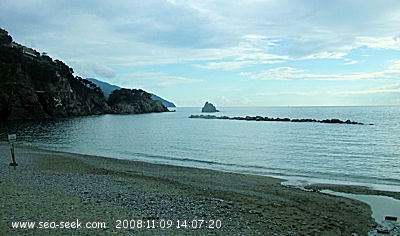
[195,59,285,71]
[1,0,400,70]
[250,67,305,80]
[2,0,400,66]
[355,36,400,50]
[196,61,254,70]
[91,64,116,79]
[344,59,359,65]
[194,35,291,70]
[256,85,400,97]
[118,71,203,88]
[1,0,400,106]
[71,62,116,79]
[334,88,400,95]
[249,60,400,81]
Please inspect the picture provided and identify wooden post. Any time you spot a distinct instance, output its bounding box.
[10,144,17,170]
[8,134,17,170]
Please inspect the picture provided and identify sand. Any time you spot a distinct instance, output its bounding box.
[0,142,387,235]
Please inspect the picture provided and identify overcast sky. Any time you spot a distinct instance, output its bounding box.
[1,0,400,106]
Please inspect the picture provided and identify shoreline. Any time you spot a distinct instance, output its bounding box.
[12,142,400,194]
[13,142,400,196]
[1,142,397,235]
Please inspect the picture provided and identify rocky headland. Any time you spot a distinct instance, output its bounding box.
[108,88,168,114]
[86,78,176,108]
[189,114,367,125]
[0,28,169,121]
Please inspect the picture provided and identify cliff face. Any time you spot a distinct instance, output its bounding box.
[0,28,110,120]
[108,89,168,114]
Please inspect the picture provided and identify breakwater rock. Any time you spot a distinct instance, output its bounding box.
[189,114,368,125]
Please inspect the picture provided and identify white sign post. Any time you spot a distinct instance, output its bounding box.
[8,134,16,143]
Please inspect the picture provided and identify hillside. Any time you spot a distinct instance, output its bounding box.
[150,94,176,108]
[86,78,120,99]
[87,78,176,107]
[108,88,168,114]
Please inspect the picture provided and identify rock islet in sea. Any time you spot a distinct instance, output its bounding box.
[201,102,219,113]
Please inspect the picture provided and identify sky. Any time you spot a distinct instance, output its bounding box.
[0,0,399,107]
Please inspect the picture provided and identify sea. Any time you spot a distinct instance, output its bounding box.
[1,106,399,192]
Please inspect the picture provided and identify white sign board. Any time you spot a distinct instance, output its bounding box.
[8,134,16,143]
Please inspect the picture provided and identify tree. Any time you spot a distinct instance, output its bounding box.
[0,28,12,45]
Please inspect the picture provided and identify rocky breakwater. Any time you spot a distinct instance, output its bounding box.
[189,115,368,125]
[108,88,168,114]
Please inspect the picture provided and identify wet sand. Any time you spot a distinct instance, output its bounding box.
[0,143,384,235]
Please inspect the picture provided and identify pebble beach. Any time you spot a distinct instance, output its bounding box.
[1,142,396,235]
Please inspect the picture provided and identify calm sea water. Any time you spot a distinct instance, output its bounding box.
[2,106,399,192]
